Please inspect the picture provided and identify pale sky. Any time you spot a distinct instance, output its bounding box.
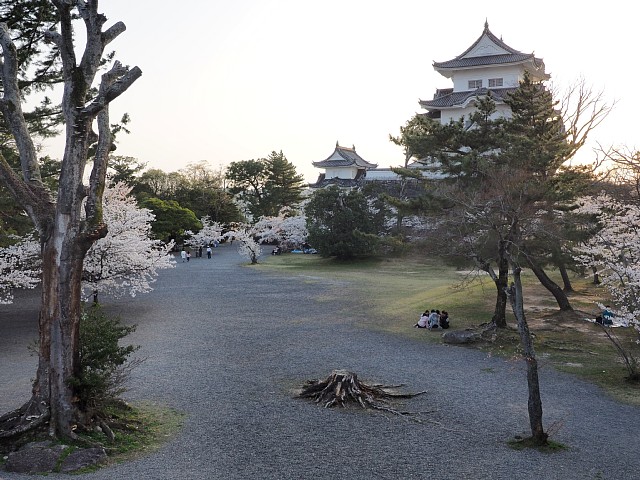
[41,1,638,182]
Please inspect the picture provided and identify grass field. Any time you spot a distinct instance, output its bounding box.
[258,252,640,406]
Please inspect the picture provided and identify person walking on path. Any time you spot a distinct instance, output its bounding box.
[180,248,187,262]
[207,246,212,259]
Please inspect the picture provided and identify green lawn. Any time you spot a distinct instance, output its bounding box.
[258,252,640,405]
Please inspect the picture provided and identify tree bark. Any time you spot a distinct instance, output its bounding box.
[36,230,89,436]
[507,268,547,445]
[491,251,509,328]
[558,262,574,292]
[478,242,509,328]
[525,255,573,311]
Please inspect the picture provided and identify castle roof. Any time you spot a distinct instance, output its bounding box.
[432,21,548,79]
[312,142,377,169]
[420,87,518,109]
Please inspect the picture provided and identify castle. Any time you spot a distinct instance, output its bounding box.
[310,21,549,189]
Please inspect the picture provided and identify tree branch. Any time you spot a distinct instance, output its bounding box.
[46,2,77,75]
[0,154,54,235]
[81,64,142,118]
[102,22,126,46]
[85,61,141,231]
[0,24,43,185]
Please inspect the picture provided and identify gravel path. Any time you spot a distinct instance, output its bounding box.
[1,244,639,479]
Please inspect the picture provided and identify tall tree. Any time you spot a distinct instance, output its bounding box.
[106,155,146,186]
[0,1,141,440]
[225,158,267,219]
[262,151,305,217]
[226,151,305,220]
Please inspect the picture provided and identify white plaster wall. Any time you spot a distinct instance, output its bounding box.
[325,166,358,179]
[452,65,524,92]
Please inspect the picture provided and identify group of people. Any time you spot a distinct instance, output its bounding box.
[181,244,215,262]
[415,309,450,330]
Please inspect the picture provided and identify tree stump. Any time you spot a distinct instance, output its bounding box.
[298,370,426,414]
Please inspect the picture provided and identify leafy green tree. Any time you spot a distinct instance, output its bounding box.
[136,163,242,224]
[226,151,305,219]
[225,158,267,218]
[305,186,384,260]
[262,151,305,216]
[107,155,147,186]
[140,197,201,244]
[173,161,242,223]
[136,168,173,198]
[0,0,63,143]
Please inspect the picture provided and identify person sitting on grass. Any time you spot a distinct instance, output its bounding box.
[428,310,440,330]
[415,311,429,328]
[439,310,450,329]
[602,305,615,326]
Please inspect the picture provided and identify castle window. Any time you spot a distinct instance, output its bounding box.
[468,79,482,89]
[488,78,504,87]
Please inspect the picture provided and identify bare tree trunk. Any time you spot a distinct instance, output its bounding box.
[507,267,548,445]
[36,234,88,436]
[558,262,574,292]
[475,250,508,328]
[591,265,601,285]
[525,256,573,311]
[492,252,509,328]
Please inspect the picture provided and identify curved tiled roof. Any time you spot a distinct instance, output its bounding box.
[433,22,545,72]
[420,87,518,108]
[313,144,377,169]
[434,53,543,70]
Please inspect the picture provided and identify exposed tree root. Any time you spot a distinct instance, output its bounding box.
[298,370,426,418]
[0,397,50,452]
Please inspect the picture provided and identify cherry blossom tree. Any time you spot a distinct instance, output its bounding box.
[185,216,224,249]
[253,207,308,251]
[225,224,262,264]
[0,234,40,304]
[82,183,175,303]
[0,184,173,305]
[574,194,640,332]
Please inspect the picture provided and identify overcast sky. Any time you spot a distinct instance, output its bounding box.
[41,1,638,182]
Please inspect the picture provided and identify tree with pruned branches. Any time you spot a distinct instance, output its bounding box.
[0,1,141,442]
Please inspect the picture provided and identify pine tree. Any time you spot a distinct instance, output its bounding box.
[262,151,305,217]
